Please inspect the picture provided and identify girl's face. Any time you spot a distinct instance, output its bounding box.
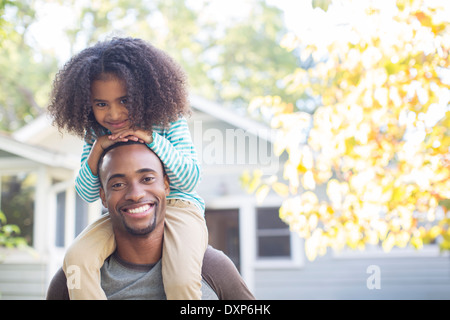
[91,75,131,134]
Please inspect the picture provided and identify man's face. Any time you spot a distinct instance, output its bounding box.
[99,144,170,237]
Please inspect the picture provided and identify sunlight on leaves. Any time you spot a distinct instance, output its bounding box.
[243,0,450,260]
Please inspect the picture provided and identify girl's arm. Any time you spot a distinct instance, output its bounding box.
[75,140,101,203]
[148,118,201,193]
[97,117,201,194]
[76,134,130,203]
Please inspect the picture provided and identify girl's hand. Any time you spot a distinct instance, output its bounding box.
[109,129,153,144]
[96,134,129,150]
[89,134,130,176]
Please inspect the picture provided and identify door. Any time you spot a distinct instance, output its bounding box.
[205,208,240,271]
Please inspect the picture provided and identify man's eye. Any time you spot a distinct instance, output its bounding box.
[111,182,124,189]
[143,177,155,183]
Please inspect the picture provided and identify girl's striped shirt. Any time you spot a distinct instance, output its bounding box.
[75,117,205,212]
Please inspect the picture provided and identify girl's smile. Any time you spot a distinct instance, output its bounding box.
[106,119,129,130]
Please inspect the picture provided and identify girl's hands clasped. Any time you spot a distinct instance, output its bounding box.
[109,128,153,145]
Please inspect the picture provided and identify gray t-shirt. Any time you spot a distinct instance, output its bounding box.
[100,253,218,300]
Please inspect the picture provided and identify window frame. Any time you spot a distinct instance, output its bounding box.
[253,198,304,269]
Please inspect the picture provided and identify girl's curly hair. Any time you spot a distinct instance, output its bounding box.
[48,37,190,142]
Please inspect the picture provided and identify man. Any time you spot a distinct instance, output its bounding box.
[46,141,254,300]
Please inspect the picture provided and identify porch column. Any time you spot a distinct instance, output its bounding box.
[239,201,256,293]
[33,165,50,255]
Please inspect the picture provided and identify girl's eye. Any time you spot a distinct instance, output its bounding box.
[95,102,107,108]
[120,98,128,104]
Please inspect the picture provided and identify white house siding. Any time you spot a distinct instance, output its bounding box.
[0,251,47,300]
[254,250,450,300]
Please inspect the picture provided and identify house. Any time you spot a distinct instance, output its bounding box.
[0,119,101,299]
[1,95,449,299]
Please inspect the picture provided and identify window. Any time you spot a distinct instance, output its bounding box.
[55,190,90,247]
[75,193,89,237]
[55,191,66,247]
[256,207,290,259]
[0,173,36,246]
[205,208,240,270]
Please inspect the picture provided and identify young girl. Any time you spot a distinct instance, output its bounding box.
[48,37,207,300]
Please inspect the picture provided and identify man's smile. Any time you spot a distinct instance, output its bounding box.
[126,204,152,214]
[119,202,156,218]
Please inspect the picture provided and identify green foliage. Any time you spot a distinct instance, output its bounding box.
[0,210,27,248]
[214,1,301,109]
[0,0,58,131]
[0,175,35,246]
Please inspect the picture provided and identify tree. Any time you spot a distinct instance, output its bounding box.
[243,0,450,260]
[0,0,298,132]
[0,0,58,131]
[211,0,301,110]
[60,0,299,112]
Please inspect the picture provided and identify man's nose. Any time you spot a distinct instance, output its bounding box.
[125,182,145,201]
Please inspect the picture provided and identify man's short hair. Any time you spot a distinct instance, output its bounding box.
[97,141,160,187]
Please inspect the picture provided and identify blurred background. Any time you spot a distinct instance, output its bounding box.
[0,0,449,299]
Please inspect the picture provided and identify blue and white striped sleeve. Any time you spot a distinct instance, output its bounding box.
[148,118,201,193]
[75,140,101,203]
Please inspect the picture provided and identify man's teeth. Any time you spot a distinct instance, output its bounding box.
[127,204,152,214]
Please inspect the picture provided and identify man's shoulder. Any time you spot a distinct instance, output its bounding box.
[46,267,70,300]
[202,246,255,300]
[46,246,255,300]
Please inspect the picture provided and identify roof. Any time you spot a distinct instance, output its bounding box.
[0,132,78,170]
[190,95,275,143]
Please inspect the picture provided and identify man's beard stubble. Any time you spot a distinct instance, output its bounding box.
[121,204,158,237]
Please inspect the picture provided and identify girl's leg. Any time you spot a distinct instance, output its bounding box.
[63,214,116,300]
[162,200,208,300]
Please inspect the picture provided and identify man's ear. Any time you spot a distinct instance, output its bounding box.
[99,187,107,208]
[164,174,170,196]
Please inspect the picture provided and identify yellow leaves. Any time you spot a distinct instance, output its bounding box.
[413,11,447,35]
[440,220,450,251]
[249,95,293,120]
[280,32,301,52]
[272,182,289,197]
[301,170,316,191]
[242,0,450,261]
[361,46,383,69]
[382,233,396,252]
[241,169,292,203]
[240,169,262,194]
[410,234,423,250]
[270,109,311,158]
[326,179,348,208]
[283,161,299,193]
[255,185,270,204]
[305,229,327,261]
